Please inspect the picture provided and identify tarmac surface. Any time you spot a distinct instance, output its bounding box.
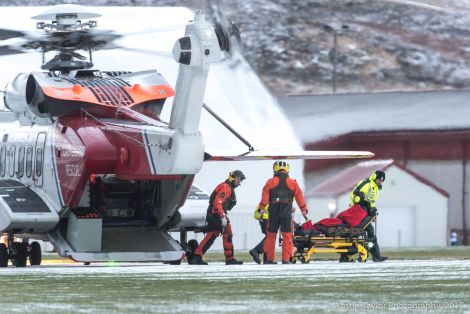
[0,259,469,313]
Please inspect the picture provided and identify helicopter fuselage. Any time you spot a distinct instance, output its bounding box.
[0,68,207,262]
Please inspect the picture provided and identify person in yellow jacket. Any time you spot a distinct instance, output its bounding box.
[349,170,388,262]
[249,204,269,264]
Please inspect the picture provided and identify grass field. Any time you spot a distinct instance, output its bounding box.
[40,246,470,263]
[1,248,469,313]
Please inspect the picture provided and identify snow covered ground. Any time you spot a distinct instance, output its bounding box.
[0,260,468,313]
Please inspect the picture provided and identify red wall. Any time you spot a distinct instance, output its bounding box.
[305,130,470,173]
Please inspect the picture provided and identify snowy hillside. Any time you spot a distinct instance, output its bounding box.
[2,0,470,95]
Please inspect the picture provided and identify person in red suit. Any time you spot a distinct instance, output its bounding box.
[190,170,246,265]
[259,161,308,264]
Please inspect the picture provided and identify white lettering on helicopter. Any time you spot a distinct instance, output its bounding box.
[60,144,85,158]
[65,164,81,177]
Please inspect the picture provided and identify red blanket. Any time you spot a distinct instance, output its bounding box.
[337,204,367,227]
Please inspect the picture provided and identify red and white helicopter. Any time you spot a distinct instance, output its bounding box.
[0,4,373,267]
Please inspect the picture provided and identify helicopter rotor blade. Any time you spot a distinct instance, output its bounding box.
[121,24,187,36]
[113,45,173,58]
[0,47,25,56]
[0,28,26,40]
[206,0,241,57]
[380,0,455,14]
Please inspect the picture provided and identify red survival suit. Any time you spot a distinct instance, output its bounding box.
[260,172,308,263]
[194,180,237,261]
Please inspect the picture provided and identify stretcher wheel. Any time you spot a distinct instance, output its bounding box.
[300,257,310,264]
[339,254,354,263]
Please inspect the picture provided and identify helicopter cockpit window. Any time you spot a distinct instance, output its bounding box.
[35,147,43,177]
[8,146,15,177]
[26,146,33,178]
[0,146,5,177]
[17,146,25,178]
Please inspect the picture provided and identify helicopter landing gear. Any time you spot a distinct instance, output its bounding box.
[12,242,28,267]
[0,233,43,267]
[29,241,42,266]
[0,243,8,267]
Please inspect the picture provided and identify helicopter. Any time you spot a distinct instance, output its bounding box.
[0,4,374,267]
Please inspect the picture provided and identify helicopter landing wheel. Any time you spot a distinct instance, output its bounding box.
[12,242,27,267]
[0,244,8,267]
[29,242,42,266]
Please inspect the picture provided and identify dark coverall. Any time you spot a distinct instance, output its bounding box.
[252,218,267,256]
[194,180,237,261]
[260,172,308,263]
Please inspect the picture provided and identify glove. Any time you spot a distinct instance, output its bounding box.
[258,209,265,222]
[369,207,378,216]
[221,216,228,228]
[302,211,309,221]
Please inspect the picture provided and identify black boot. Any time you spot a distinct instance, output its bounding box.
[189,254,208,265]
[249,249,261,264]
[226,258,243,265]
[370,243,388,262]
[263,260,277,264]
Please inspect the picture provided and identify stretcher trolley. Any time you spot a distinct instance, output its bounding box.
[292,215,376,263]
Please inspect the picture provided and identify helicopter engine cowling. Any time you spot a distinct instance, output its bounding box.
[4,73,52,120]
[4,70,175,124]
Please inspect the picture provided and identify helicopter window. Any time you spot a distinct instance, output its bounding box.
[8,146,15,177]
[17,146,25,178]
[35,147,43,177]
[188,186,209,200]
[0,146,5,177]
[26,146,33,178]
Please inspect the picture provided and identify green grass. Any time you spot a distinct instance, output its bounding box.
[204,246,470,262]
[40,247,470,263]
[0,260,469,313]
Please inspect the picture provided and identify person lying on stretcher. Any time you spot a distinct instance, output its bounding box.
[295,191,388,262]
[295,192,374,237]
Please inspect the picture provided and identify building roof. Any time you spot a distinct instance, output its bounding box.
[279,90,470,144]
[306,159,449,198]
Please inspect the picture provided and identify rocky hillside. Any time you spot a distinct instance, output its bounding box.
[2,0,470,95]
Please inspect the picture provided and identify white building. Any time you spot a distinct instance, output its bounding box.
[306,160,449,247]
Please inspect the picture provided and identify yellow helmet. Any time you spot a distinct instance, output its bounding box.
[273,160,289,174]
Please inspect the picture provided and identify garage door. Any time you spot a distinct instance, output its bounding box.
[376,207,416,247]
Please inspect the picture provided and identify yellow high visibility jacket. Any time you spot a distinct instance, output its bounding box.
[253,204,269,220]
[349,173,381,207]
